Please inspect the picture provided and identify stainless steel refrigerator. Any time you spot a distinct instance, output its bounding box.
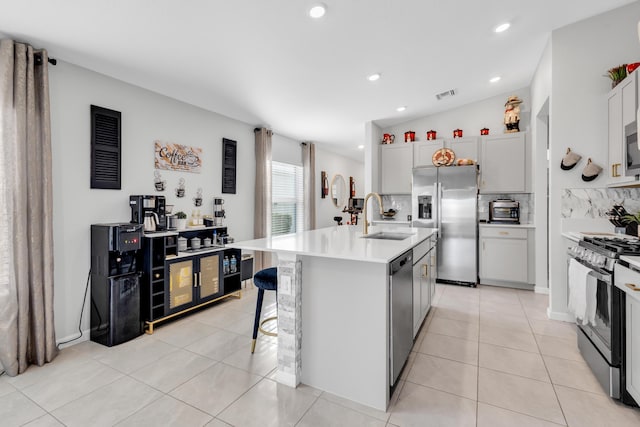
[412,166,478,286]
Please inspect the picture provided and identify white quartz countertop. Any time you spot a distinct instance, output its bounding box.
[562,232,580,243]
[621,255,640,270]
[479,223,535,229]
[228,225,437,264]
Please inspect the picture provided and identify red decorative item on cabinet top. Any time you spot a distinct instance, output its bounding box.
[453,129,463,138]
[627,62,640,74]
[480,128,489,136]
[404,131,416,142]
[426,130,437,140]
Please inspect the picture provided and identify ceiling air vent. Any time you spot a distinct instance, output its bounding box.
[435,89,457,101]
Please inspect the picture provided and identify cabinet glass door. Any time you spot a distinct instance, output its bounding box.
[168,259,194,310]
[199,253,221,300]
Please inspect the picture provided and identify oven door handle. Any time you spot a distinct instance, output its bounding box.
[568,256,612,284]
[588,269,612,284]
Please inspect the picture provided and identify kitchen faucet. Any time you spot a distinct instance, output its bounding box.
[362,192,384,235]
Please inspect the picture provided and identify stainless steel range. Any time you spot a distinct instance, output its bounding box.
[567,235,638,405]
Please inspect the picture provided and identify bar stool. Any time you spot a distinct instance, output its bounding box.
[251,267,277,353]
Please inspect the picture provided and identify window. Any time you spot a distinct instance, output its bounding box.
[272,161,304,235]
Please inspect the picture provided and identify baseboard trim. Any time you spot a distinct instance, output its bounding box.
[534,286,549,295]
[547,309,575,323]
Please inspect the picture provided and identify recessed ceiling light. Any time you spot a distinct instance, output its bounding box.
[396,106,406,112]
[494,23,511,33]
[368,73,381,82]
[309,4,326,19]
[489,76,501,83]
[357,145,364,150]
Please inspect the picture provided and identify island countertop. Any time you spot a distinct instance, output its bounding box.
[228,225,437,263]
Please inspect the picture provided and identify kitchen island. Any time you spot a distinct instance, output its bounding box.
[229,225,437,410]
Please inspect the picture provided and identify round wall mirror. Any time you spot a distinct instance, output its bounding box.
[330,174,347,209]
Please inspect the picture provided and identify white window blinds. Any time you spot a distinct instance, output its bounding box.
[272,161,304,236]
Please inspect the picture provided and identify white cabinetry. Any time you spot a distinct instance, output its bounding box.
[412,236,435,338]
[614,262,640,403]
[479,226,534,288]
[607,71,637,185]
[413,137,479,168]
[479,133,526,193]
[446,137,479,164]
[380,144,413,194]
[414,139,444,167]
[627,290,640,403]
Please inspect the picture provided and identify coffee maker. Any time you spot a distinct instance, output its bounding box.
[130,195,167,231]
[90,223,144,346]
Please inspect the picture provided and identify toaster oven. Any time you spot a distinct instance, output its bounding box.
[489,199,520,224]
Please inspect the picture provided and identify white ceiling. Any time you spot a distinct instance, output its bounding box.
[0,0,634,155]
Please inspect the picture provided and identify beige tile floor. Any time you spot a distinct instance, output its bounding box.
[2,283,640,426]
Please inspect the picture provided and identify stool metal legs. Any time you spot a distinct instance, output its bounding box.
[251,288,278,353]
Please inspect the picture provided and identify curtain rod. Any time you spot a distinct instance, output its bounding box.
[33,52,57,66]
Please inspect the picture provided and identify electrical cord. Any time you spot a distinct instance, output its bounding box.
[56,269,91,348]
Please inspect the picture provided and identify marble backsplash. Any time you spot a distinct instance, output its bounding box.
[379,195,412,221]
[478,193,534,223]
[380,193,535,223]
[561,188,640,218]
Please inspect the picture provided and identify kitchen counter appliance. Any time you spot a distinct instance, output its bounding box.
[90,223,144,347]
[130,195,167,231]
[567,235,639,405]
[389,250,413,387]
[489,199,520,224]
[412,165,478,286]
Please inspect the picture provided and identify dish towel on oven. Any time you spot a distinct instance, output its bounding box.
[568,258,596,324]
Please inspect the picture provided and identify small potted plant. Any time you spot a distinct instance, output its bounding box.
[623,211,640,237]
[175,211,188,230]
[606,64,628,89]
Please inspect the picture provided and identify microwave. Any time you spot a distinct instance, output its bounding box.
[489,199,520,224]
[626,122,640,176]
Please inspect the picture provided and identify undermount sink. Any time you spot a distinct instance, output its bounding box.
[361,232,412,241]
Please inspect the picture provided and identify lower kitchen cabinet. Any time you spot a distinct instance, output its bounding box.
[413,236,436,338]
[142,230,242,332]
[626,288,640,403]
[479,226,534,288]
[166,252,223,315]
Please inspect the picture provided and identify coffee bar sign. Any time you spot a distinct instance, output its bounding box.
[154,140,202,173]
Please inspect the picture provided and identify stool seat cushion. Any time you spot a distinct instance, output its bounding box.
[254,267,277,291]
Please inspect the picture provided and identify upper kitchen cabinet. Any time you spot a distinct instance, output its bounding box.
[608,70,637,185]
[413,139,444,167]
[479,133,527,193]
[445,137,479,164]
[413,137,479,168]
[381,143,413,194]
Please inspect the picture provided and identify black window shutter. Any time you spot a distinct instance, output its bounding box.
[222,138,237,194]
[90,105,121,189]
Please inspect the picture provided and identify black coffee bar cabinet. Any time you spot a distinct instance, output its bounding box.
[142,226,242,334]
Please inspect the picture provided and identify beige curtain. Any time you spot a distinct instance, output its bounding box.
[0,40,57,376]
[254,128,272,271]
[302,142,316,230]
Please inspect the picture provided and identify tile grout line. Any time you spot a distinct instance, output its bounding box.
[476,288,481,427]
[519,289,569,427]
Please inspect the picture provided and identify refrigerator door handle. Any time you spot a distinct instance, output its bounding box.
[437,182,443,238]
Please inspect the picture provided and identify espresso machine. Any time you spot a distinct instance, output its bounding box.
[90,223,144,346]
[130,195,167,231]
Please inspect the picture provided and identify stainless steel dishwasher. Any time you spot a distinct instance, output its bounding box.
[390,249,413,386]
